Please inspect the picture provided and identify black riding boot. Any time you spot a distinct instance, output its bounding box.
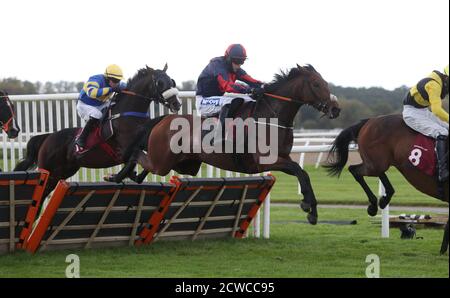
[213,104,231,146]
[76,117,99,149]
[436,135,449,182]
[213,98,244,146]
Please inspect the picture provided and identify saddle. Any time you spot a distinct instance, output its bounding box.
[200,102,256,172]
[200,101,256,144]
[74,106,117,160]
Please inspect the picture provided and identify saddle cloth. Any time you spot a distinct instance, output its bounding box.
[408,134,436,176]
[74,120,117,161]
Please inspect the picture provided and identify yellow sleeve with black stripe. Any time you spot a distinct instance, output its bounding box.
[426,80,449,123]
[83,81,113,102]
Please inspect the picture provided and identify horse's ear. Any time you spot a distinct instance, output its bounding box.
[163,63,168,73]
[297,63,305,72]
[296,64,306,75]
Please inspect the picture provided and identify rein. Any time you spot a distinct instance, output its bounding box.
[109,90,152,120]
[254,94,296,130]
[120,87,178,109]
[264,81,329,114]
[120,90,156,101]
[264,93,294,102]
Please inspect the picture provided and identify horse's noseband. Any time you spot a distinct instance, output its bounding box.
[162,87,179,100]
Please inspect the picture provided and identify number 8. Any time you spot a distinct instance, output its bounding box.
[408,148,422,166]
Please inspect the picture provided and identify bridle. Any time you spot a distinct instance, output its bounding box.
[259,76,330,122]
[0,94,15,132]
[263,75,330,114]
[118,72,179,110]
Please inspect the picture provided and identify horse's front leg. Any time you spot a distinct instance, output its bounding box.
[104,148,140,183]
[263,157,318,225]
[105,160,138,183]
[348,164,378,216]
[378,172,395,209]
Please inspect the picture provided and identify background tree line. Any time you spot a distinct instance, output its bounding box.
[1,78,448,129]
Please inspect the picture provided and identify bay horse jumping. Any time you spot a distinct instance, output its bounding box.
[0,90,20,139]
[111,64,341,224]
[324,114,449,254]
[14,65,181,199]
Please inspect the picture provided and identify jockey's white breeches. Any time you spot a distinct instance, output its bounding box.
[402,105,449,139]
[77,100,109,121]
[195,94,255,117]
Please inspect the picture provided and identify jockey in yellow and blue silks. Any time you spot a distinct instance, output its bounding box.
[402,65,449,182]
[75,64,127,149]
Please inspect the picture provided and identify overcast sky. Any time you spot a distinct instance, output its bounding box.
[1,0,449,90]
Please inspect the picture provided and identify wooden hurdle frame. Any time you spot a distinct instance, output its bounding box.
[0,170,49,254]
[138,175,276,245]
[22,175,275,253]
[25,180,174,253]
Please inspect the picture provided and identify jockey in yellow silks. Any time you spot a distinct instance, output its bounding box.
[402,65,449,181]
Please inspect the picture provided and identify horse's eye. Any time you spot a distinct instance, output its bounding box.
[157,80,165,90]
[313,82,320,88]
[171,79,176,87]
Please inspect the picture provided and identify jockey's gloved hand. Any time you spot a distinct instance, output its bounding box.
[112,82,126,93]
[250,86,265,99]
[112,86,122,93]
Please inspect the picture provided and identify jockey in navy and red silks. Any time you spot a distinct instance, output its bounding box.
[196,44,265,145]
[196,44,264,116]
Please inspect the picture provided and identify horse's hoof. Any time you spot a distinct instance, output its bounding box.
[129,171,137,180]
[367,205,378,217]
[103,175,115,183]
[135,176,145,184]
[300,201,312,213]
[307,214,318,225]
[379,197,388,209]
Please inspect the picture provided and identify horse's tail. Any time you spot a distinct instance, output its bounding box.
[122,115,167,161]
[323,119,369,177]
[14,133,50,171]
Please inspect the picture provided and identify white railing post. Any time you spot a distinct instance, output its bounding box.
[379,181,389,238]
[263,185,271,239]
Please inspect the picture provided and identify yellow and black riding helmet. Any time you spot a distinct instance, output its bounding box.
[104,64,124,82]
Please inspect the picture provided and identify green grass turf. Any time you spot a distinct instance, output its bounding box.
[0,206,447,278]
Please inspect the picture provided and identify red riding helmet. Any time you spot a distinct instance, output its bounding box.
[225,44,247,65]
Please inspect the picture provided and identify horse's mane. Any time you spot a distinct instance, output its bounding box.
[265,64,317,93]
[126,66,155,89]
